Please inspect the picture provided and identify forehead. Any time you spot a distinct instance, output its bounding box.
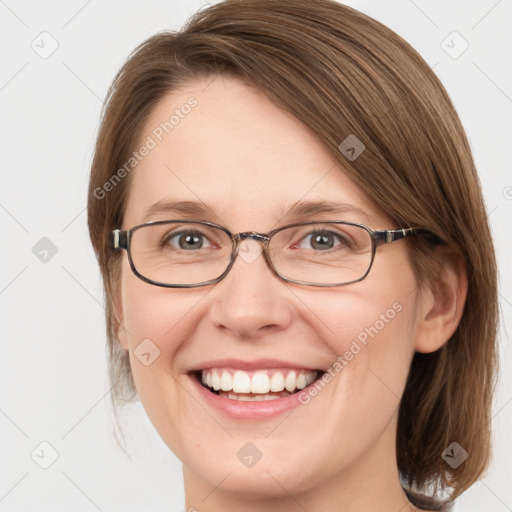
[123,75,385,230]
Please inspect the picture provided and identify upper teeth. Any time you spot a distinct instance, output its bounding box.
[201,368,318,394]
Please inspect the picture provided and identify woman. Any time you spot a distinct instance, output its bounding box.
[87,1,499,510]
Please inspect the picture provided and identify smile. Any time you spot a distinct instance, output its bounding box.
[186,357,329,419]
[199,367,319,401]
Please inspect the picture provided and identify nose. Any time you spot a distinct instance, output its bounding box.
[208,238,293,338]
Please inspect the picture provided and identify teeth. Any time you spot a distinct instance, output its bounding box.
[305,372,316,386]
[285,370,297,392]
[251,372,270,393]
[220,372,232,391]
[219,390,292,401]
[270,372,285,392]
[200,367,319,395]
[212,371,221,391]
[233,370,251,393]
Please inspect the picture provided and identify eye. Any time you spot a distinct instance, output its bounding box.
[297,230,351,251]
[162,230,213,251]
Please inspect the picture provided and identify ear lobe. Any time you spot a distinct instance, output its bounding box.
[414,247,468,354]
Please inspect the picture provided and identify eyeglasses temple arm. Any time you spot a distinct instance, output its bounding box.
[372,227,414,245]
[109,229,128,250]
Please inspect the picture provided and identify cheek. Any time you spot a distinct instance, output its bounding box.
[120,255,199,344]
[118,268,203,458]
[292,279,417,399]
[118,262,196,395]
[288,286,417,445]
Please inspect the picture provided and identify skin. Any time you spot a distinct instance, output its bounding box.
[115,75,467,512]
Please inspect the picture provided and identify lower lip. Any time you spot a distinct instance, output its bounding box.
[188,372,320,420]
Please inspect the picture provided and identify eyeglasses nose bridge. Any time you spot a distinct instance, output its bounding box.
[234,231,269,244]
[232,232,271,259]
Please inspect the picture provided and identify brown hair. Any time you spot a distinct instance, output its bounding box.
[87,0,499,503]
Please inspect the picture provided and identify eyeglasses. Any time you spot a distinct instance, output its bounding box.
[110,219,414,288]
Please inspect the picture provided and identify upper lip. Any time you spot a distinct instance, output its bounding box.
[187,358,324,373]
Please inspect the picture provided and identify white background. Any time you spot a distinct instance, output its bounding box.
[0,1,511,511]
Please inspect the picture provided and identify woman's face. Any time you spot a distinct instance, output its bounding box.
[117,75,424,503]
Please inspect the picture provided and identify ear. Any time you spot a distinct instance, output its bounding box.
[414,246,468,353]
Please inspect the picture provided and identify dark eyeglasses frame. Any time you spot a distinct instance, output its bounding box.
[110,219,415,288]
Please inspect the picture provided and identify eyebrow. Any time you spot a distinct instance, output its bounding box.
[142,199,371,224]
[279,199,371,223]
